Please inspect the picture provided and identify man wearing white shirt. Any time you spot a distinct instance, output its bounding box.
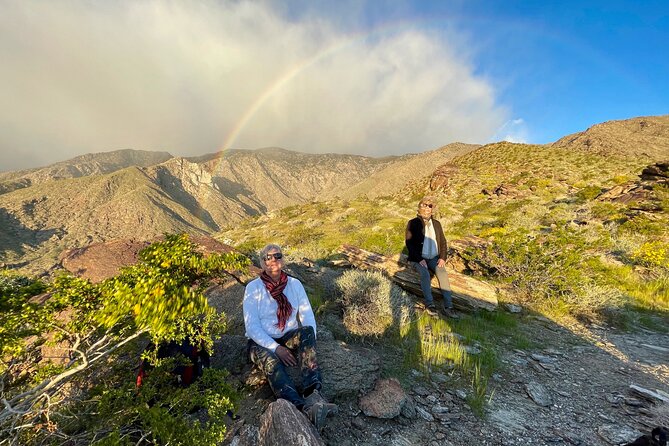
[243,244,336,430]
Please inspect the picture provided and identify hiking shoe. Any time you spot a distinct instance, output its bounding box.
[425,304,438,317]
[303,400,328,431]
[302,390,338,431]
[440,307,460,319]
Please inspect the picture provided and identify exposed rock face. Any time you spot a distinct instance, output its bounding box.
[596,161,669,211]
[60,239,150,283]
[640,160,669,182]
[257,399,324,446]
[59,236,247,283]
[359,378,408,419]
[481,183,523,199]
[429,163,459,191]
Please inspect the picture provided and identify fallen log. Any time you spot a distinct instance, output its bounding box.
[340,244,498,311]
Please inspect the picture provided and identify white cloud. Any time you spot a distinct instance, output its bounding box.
[0,0,509,171]
[492,118,529,144]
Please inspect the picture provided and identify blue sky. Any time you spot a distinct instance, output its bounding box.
[0,0,667,171]
[290,0,669,143]
[417,0,669,143]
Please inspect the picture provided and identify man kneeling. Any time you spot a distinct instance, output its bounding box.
[243,244,337,430]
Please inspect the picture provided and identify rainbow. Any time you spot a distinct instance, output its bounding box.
[209,12,626,175]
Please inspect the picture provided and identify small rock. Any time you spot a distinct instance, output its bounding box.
[413,386,430,397]
[359,378,407,419]
[455,390,467,401]
[531,354,557,364]
[351,416,366,430]
[400,397,417,419]
[597,424,642,445]
[629,384,669,404]
[624,397,644,407]
[464,345,481,355]
[505,303,523,313]
[426,395,437,403]
[416,406,435,422]
[431,405,450,414]
[605,393,624,405]
[431,372,449,384]
[598,412,615,422]
[525,382,553,407]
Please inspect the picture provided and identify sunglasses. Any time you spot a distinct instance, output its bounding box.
[264,252,283,261]
[419,203,433,208]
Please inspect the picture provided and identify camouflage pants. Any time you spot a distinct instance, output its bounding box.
[248,326,322,408]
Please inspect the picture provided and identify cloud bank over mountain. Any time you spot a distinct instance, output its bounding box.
[0,0,509,171]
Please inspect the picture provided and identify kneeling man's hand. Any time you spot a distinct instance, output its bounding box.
[276,345,297,366]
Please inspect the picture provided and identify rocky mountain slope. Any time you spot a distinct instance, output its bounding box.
[551,115,669,159]
[0,145,475,274]
[0,149,173,195]
[1,114,668,276]
[325,143,480,200]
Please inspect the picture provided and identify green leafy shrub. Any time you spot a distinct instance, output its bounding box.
[1,234,248,445]
[0,272,47,367]
[334,270,413,337]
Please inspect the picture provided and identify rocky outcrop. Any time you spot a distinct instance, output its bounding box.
[482,183,524,199]
[59,236,252,283]
[596,161,669,211]
[257,399,324,446]
[429,163,459,191]
[641,160,669,183]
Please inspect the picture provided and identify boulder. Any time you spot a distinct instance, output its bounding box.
[318,340,381,401]
[59,235,257,283]
[359,378,407,419]
[258,399,324,446]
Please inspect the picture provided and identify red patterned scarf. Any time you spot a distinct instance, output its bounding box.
[260,271,292,331]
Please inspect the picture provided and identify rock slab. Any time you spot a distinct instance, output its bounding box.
[258,399,324,446]
[359,378,407,419]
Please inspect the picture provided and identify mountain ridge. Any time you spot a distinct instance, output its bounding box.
[2,114,669,275]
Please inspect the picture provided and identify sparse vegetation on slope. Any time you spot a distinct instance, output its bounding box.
[222,141,669,327]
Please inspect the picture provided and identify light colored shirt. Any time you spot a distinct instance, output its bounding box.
[243,276,317,352]
[421,219,438,259]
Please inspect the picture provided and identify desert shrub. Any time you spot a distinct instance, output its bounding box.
[576,185,603,202]
[632,240,669,269]
[0,272,47,366]
[351,228,404,257]
[1,234,248,445]
[564,283,626,324]
[482,227,588,305]
[356,207,382,226]
[334,270,413,337]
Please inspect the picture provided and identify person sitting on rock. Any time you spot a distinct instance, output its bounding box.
[405,196,457,317]
[243,243,337,430]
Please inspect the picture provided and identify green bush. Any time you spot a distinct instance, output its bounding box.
[1,234,248,445]
[576,185,603,202]
[334,270,413,337]
[0,271,47,365]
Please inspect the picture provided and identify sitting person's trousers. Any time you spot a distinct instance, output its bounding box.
[414,256,453,308]
[248,325,322,409]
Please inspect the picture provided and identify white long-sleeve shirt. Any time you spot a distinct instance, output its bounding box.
[421,219,439,259]
[243,276,317,352]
